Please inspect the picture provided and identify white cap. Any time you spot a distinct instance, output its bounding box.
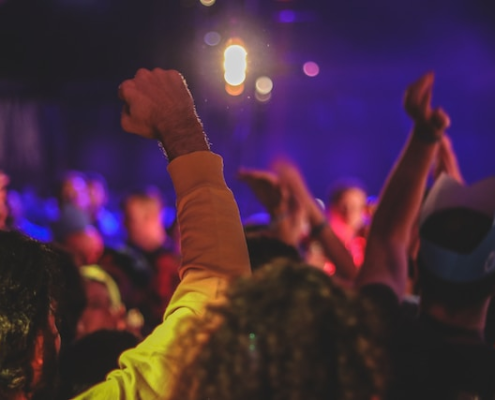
[419,174,495,226]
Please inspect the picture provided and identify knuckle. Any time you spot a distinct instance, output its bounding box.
[135,68,151,78]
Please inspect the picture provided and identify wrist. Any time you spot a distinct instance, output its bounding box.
[411,122,443,144]
[310,220,329,238]
[156,118,210,161]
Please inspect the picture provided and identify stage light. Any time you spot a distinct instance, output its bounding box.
[255,76,273,95]
[303,61,319,77]
[204,31,221,46]
[224,42,247,87]
[199,0,215,6]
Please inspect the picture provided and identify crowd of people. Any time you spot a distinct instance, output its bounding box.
[0,67,494,400]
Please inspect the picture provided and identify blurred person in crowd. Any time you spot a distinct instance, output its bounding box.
[76,265,129,339]
[86,172,122,247]
[238,161,358,285]
[326,178,368,267]
[51,204,104,266]
[56,171,90,212]
[296,177,369,275]
[115,188,180,331]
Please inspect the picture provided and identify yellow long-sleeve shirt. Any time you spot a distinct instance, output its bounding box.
[74,151,250,399]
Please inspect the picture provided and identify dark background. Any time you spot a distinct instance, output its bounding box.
[0,0,494,217]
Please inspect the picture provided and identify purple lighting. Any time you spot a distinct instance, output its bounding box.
[278,10,296,23]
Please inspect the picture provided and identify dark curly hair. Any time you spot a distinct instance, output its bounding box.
[168,261,388,400]
[0,230,61,399]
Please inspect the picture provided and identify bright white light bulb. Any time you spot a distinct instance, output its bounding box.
[224,44,247,86]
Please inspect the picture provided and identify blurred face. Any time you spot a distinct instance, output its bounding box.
[61,175,90,210]
[124,197,164,248]
[330,188,367,233]
[123,199,147,235]
[87,180,107,212]
[77,280,119,338]
[64,227,104,266]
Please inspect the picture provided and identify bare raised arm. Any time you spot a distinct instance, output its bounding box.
[432,134,464,184]
[237,166,308,247]
[356,72,450,300]
[274,159,358,282]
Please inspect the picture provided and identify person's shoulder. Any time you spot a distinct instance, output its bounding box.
[359,282,400,310]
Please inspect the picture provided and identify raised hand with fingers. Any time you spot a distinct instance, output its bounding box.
[357,72,451,299]
[273,159,357,282]
[118,68,209,161]
[237,165,307,247]
[404,72,450,143]
[237,168,284,215]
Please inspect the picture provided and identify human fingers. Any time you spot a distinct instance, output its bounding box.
[118,80,137,115]
[404,72,434,120]
[120,110,150,136]
[431,107,450,131]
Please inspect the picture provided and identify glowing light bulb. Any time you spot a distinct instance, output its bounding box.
[224,43,247,86]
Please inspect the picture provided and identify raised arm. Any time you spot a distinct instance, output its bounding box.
[237,166,308,247]
[356,72,450,300]
[274,159,358,282]
[432,134,464,184]
[74,68,250,399]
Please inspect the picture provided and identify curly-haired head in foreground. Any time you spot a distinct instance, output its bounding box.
[168,261,388,400]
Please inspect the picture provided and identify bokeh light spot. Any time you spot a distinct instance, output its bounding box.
[303,61,320,77]
[204,31,221,46]
[255,76,273,95]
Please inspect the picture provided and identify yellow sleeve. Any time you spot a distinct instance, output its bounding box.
[73,151,250,400]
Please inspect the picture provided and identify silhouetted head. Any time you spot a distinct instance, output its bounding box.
[0,231,62,399]
[417,175,495,310]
